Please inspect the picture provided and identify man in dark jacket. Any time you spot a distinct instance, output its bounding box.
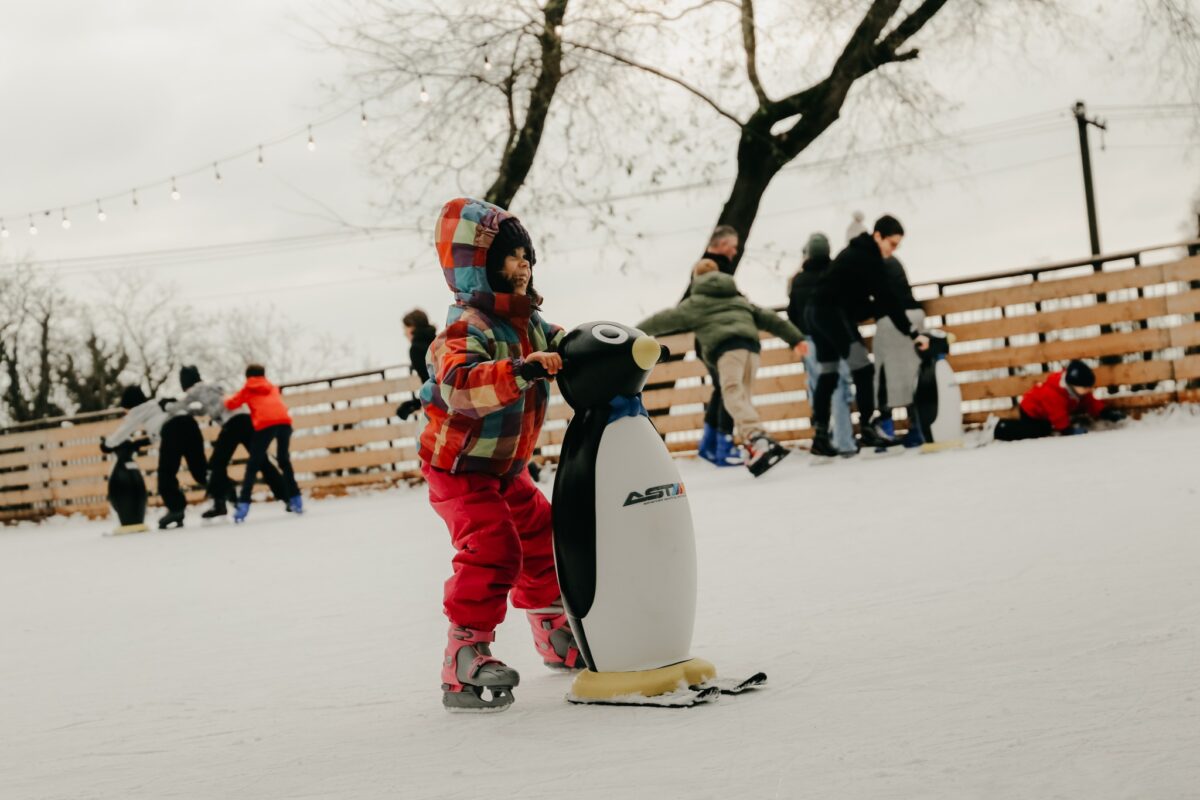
[396,308,438,420]
[806,215,929,457]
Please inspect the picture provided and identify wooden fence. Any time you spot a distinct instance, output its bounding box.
[3,238,1198,523]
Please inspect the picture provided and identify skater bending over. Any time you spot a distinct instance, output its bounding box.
[640,259,807,476]
[806,215,930,457]
[224,364,302,522]
[168,365,289,519]
[993,360,1125,441]
[419,197,584,712]
[102,385,206,529]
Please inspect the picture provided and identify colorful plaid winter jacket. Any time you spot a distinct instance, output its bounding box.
[417,198,564,478]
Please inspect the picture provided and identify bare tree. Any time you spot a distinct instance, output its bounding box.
[567,0,1200,264]
[59,326,131,413]
[0,264,68,423]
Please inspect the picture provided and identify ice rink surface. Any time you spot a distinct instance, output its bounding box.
[3,410,1198,799]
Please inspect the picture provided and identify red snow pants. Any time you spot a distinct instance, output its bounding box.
[423,464,561,631]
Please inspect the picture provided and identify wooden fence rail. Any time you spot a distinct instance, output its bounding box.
[3,238,1199,523]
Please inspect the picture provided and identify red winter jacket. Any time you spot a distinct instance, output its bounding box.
[1019,371,1105,431]
[224,376,293,431]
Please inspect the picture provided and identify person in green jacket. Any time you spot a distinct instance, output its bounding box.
[639,260,808,476]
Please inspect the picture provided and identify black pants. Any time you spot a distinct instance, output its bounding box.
[209,414,286,503]
[806,304,876,431]
[158,415,208,513]
[239,424,300,504]
[994,409,1054,441]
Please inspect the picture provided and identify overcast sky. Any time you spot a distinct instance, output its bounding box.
[0,1,1196,377]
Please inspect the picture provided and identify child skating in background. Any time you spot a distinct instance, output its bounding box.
[638,259,808,476]
[224,364,303,522]
[419,197,583,712]
[993,359,1126,441]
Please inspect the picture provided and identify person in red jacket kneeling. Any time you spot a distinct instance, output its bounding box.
[224,364,303,522]
[994,359,1126,441]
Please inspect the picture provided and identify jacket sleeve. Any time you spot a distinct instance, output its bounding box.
[753,305,804,343]
[1081,392,1106,418]
[224,385,248,411]
[429,322,532,420]
[1045,395,1073,431]
[103,402,159,448]
[869,271,916,337]
[638,303,695,337]
[537,317,566,351]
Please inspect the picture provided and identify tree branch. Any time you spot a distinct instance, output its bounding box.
[565,40,745,128]
[741,0,769,105]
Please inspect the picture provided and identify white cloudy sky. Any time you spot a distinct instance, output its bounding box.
[0,1,1196,376]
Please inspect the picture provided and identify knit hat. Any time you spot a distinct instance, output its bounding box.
[485,217,536,293]
[179,364,201,391]
[120,385,148,410]
[803,233,831,261]
[1065,359,1095,388]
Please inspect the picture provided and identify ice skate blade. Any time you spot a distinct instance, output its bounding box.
[106,523,149,536]
[442,684,515,713]
[920,440,964,454]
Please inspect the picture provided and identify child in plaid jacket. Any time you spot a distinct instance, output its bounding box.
[420,198,584,709]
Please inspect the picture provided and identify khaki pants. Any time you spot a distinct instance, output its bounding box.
[715,349,763,443]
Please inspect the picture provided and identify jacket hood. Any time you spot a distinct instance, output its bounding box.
[690,270,739,298]
[243,376,275,395]
[434,197,534,318]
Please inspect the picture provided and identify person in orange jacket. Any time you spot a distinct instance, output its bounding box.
[994,360,1126,441]
[224,364,302,522]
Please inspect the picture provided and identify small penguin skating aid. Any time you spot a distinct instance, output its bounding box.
[914,331,964,452]
[105,439,150,536]
[552,322,766,708]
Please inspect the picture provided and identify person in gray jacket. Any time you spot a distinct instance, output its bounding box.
[103,384,207,529]
[170,365,286,519]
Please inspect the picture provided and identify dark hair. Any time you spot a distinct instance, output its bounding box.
[179,364,201,391]
[708,225,738,247]
[873,215,905,238]
[120,385,148,410]
[402,309,430,329]
[245,364,266,378]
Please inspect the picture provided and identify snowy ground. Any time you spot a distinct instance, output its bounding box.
[3,411,1199,800]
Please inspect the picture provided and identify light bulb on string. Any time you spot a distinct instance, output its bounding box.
[1,219,8,239]
[28,215,37,236]
[131,189,139,209]
[213,163,222,183]
[419,84,430,103]
[484,53,492,71]
[554,24,563,35]
[170,177,181,201]
[307,126,316,152]
[60,208,71,230]
[257,144,265,167]
[360,102,368,127]
[96,200,106,222]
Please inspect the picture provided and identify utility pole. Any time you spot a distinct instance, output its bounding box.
[1074,100,1107,262]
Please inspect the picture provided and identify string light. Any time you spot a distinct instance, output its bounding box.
[484,53,492,71]
[307,125,316,151]
[419,84,430,103]
[257,144,265,167]
[213,162,222,182]
[170,177,181,200]
[132,189,139,209]
[28,215,38,236]
[1,219,8,239]
[360,102,368,127]
[554,24,563,35]
[96,200,106,222]
[60,208,71,230]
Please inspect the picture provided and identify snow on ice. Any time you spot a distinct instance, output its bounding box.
[2,410,1198,799]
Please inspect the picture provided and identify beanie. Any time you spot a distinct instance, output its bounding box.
[485,217,536,293]
[120,385,148,410]
[1065,359,1095,388]
[803,233,831,261]
[179,364,201,391]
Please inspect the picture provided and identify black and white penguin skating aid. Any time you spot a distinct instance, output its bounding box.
[104,438,151,535]
[552,322,766,708]
[912,330,964,452]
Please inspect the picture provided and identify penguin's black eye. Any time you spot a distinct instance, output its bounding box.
[590,324,629,345]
